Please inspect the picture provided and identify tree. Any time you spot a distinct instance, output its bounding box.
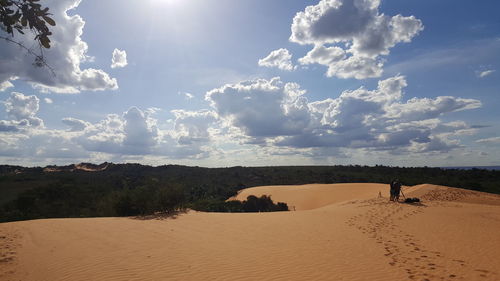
[1,0,55,71]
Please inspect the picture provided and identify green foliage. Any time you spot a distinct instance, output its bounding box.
[1,0,55,48]
[1,163,499,222]
[112,184,185,216]
[189,198,238,213]
[242,195,289,212]
[190,195,288,213]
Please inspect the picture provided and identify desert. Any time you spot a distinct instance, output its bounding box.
[2,0,500,280]
[1,183,499,281]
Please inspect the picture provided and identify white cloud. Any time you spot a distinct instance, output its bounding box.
[171,110,217,145]
[122,107,158,154]
[327,54,382,79]
[0,80,14,92]
[2,92,43,128]
[298,45,345,66]
[206,77,311,139]
[76,114,125,154]
[111,48,128,69]
[62,117,89,131]
[0,120,20,132]
[179,92,194,100]
[258,48,295,71]
[408,136,460,153]
[385,96,482,122]
[44,98,53,104]
[0,0,118,93]
[290,0,423,79]
[79,68,118,91]
[72,107,216,159]
[0,93,90,162]
[0,78,486,164]
[74,108,156,156]
[205,76,480,155]
[476,137,500,144]
[477,69,495,78]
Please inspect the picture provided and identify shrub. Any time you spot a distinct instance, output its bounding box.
[191,195,288,213]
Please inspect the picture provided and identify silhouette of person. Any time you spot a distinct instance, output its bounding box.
[393,179,402,202]
[389,179,395,201]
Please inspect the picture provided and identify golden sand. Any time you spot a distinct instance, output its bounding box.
[1,183,499,281]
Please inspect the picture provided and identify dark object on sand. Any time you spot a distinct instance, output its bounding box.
[390,179,403,201]
[404,197,420,203]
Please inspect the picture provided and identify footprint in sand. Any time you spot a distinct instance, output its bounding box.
[346,199,481,281]
[0,257,14,263]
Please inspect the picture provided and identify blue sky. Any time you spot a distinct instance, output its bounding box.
[0,0,499,167]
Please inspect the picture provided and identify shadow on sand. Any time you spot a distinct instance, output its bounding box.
[400,201,427,207]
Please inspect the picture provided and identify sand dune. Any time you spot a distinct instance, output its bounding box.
[1,183,500,281]
[230,183,387,210]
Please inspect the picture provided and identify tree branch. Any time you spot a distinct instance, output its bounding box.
[0,35,56,77]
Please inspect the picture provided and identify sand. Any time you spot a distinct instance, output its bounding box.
[1,183,500,281]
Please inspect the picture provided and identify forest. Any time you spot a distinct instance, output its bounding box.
[1,163,499,222]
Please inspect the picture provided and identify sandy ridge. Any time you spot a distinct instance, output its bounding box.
[1,183,499,281]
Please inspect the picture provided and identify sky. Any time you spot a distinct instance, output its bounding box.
[0,0,499,167]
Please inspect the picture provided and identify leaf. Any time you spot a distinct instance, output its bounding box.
[13,11,21,21]
[40,36,50,48]
[42,16,55,26]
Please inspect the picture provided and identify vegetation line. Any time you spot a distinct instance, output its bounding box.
[1,163,498,222]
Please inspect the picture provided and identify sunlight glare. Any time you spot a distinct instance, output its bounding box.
[151,0,182,6]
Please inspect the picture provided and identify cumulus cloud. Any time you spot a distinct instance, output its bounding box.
[62,117,90,131]
[258,48,295,71]
[477,69,495,78]
[290,0,423,79]
[0,126,92,163]
[2,92,43,128]
[111,48,128,69]
[76,114,125,154]
[72,107,216,159]
[205,76,480,155]
[206,77,310,138]
[385,96,481,122]
[0,120,20,132]
[44,98,53,104]
[0,0,118,93]
[299,46,383,79]
[73,108,154,155]
[0,78,486,163]
[171,110,218,145]
[122,107,158,154]
[0,91,219,162]
[0,92,92,161]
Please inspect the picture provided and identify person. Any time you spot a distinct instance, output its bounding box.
[393,179,402,202]
[389,179,395,201]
